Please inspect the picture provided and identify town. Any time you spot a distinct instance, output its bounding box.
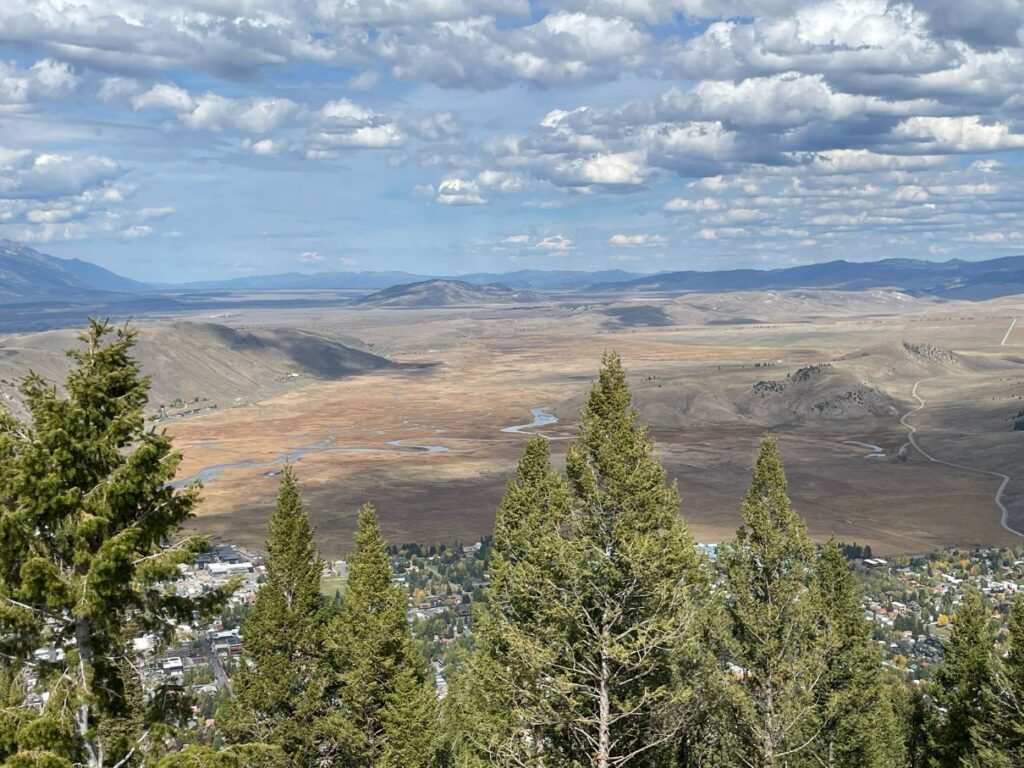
[111,537,492,742]
[857,545,1024,681]
[110,534,1024,747]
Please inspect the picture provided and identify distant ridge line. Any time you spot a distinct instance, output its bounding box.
[3,237,1024,301]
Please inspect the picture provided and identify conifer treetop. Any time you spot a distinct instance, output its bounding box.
[0,319,230,767]
[220,466,327,766]
[345,504,394,604]
[735,434,813,561]
[262,465,322,611]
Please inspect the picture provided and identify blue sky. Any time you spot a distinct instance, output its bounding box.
[0,0,1023,282]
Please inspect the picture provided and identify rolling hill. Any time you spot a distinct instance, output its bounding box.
[352,279,543,308]
[0,322,393,421]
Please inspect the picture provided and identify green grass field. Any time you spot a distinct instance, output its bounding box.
[320,575,346,598]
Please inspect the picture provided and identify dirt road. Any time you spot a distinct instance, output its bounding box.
[901,379,1021,537]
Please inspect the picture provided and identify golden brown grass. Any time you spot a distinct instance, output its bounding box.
[167,299,1024,557]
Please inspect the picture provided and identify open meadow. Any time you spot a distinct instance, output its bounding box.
[130,290,1024,557]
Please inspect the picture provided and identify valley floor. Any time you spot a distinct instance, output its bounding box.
[155,291,1024,556]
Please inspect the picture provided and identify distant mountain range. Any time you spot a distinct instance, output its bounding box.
[451,269,645,290]
[0,240,148,299]
[353,279,542,308]
[3,239,1024,304]
[159,271,433,292]
[150,257,1024,299]
[604,255,1024,300]
[162,268,646,292]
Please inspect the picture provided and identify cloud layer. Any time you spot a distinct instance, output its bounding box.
[0,0,1022,278]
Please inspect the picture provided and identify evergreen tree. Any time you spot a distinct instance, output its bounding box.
[892,682,937,768]
[447,437,570,766]
[153,743,283,767]
[220,466,326,765]
[0,320,229,767]
[558,352,708,768]
[970,595,1024,767]
[0,698,78,768]
[814,539,904,767]
[932,587,995,767]
[325,504,441,767]
[378,664,445,768]
[455,353,709,768]
[715,435,823,768]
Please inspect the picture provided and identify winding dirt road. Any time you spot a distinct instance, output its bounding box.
[900,378,1022,537]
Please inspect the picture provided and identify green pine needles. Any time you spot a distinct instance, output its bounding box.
[326,504,442,768]
[222,491,442,767]
[220,466,327,765]
[454,356,913,768]
[0,320,232,767]
[454,352,710,768]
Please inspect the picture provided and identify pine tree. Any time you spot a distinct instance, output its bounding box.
[456,353,709,768]
[0,697,78,768]
[325,504,440,767]
[969,595,1024,767]
[378,664,445,768]
[932,587,995,767]
[560,352,708,768]
[891,682,936,768]
[447,437,570,766]
[220,466,326,765]
[715,434,823,768]
[0,320,230,767]
[814,539,904,767]
[153,743,284,767]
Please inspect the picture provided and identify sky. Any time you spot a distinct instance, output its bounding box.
[0,0,1023,282]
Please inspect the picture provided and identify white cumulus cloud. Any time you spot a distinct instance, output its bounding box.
[609,233,665,246]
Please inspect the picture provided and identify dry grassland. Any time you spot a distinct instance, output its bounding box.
[166,296,1024,557]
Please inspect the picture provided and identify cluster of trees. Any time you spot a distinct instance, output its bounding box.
[393,543,490,596]
[838,542,874,560]
[177,476,442,768]
[0,323,1022,767]
[449,355,904,768]
[926,586,1024,767]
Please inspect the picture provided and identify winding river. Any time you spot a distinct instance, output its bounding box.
[172,433,450,488]
[173,406,560,489]
[841,440,886,459]
[501,407,558,434]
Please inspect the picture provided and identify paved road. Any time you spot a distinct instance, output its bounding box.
[200,633,233,693]
[900,378,1022,537]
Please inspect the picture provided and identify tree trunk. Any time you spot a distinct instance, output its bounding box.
[597,623,610,768]
[75,616,101,767]
[763,685,775,768]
